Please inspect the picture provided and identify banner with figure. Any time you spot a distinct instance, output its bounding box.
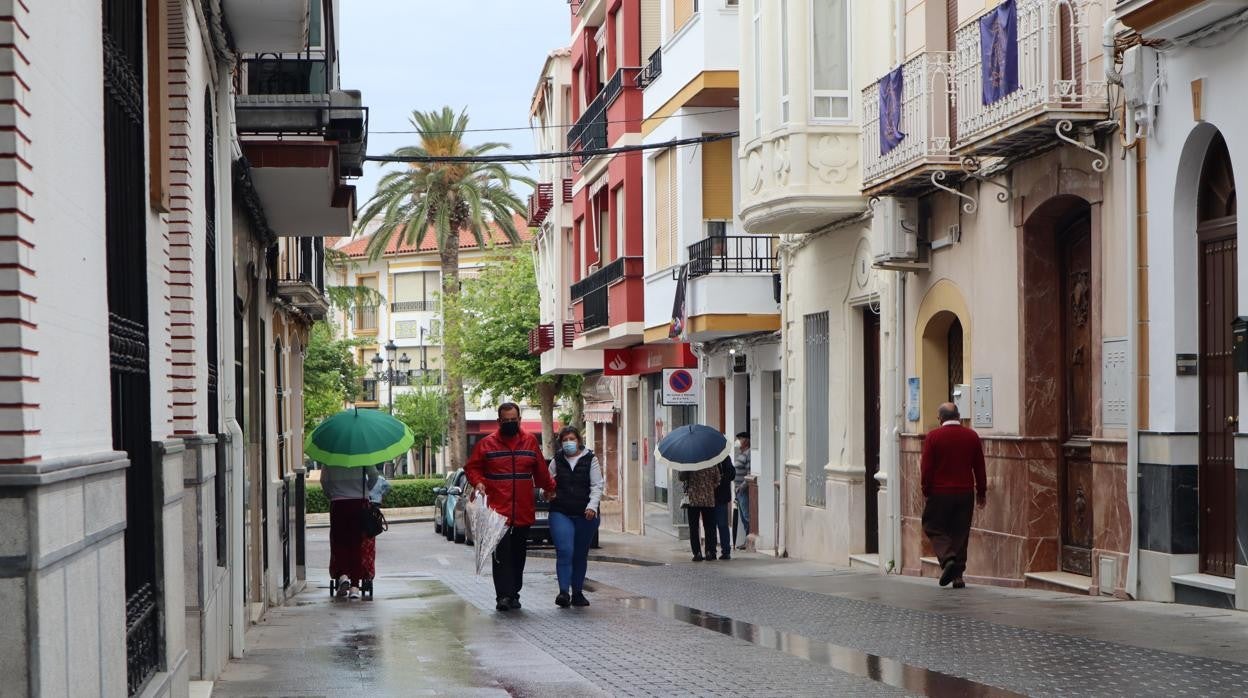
[879,65,906,154]
[669,263,688,340]
[979,0,1019,105]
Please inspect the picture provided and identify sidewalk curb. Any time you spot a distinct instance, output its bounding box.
[308,516,433,529]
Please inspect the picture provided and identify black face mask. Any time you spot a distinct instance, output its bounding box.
[500,421,520,437]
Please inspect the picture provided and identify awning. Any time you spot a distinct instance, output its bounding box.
[584,400,617,423]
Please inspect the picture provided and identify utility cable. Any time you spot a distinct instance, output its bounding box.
[369,107,741,135]
[363,131,739,165]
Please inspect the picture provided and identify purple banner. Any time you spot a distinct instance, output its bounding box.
[879,66,906,155]
[979,0,1019,105]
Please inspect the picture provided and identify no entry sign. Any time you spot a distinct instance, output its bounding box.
[662,368,701,406]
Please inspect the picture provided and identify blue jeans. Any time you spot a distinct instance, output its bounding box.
[713,503,732,556]
[735,491,750,543]
[549,510,599,594]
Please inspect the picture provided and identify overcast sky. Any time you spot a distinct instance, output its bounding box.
[339,1,571,208]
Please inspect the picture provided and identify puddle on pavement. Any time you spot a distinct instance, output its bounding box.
[615,594,1022,697]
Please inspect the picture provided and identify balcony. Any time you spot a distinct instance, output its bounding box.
[528,324,555,355]
[861,52,959,196]
[275,237,329,319]
[570,256,645,349]
[951,0,1108,159]
[567,68,636,154]
[687,235,778,278]
[562,178,574,203]
[636,47,662,88]
[680,236,780,342]
[390,300,437,313]
[528,182,555,226]
[1117,0,1248,39]
[222,0,309,52]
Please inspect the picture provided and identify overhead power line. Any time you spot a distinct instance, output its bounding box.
[363,132,740,165]
[369,107,741,135]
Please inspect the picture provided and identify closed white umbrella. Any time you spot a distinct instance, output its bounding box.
[466,494,508,575]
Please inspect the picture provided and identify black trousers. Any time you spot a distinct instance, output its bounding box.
[922,493,975,573]
[686,506,717,558]
[492,526,530,601]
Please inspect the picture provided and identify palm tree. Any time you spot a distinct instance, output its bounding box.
[355,107,530,471]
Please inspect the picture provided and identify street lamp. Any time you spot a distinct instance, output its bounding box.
[371,339,411,413]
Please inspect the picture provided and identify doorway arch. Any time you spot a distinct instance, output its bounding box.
[914,280,971,432]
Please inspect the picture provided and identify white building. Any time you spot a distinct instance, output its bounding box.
[2,0,362,694]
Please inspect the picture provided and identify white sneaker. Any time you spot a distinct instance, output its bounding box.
[348,587,362,600]
[336,576,350,598]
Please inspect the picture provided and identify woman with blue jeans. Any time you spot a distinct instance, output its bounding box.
[548,426,604,608]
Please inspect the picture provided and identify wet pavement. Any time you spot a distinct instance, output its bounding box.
[212,520,1248,697]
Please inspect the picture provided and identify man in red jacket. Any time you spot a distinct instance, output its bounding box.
[466,402,557,611]
[920,402,987,589]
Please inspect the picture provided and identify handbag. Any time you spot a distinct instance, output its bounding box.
[360,501,388,538]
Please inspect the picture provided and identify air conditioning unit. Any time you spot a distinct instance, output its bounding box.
[872,197,919,265]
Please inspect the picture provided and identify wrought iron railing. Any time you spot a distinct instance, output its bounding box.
[529,323,555,355]
[861,51,955,189]
[391,300,437,312]
[570,256,626,301]
[278,236,325,292]
[354,305,378,332]
[687,235,780,278]
[637,47,663,87]
[951,0,1106,150]
[125,583,161,695]
[567,68,631,151]
[528,181,555,226]
[581,285,609,332]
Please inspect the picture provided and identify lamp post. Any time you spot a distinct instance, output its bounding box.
[371,338,411,414]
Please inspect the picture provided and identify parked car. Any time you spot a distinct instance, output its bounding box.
[431,470,456,536]
[458,486,555,546]
[432,469,466,540]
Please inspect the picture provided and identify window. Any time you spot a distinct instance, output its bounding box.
[810,0,850,120]
[308,0,323,48]
[597,197,610,264]
[393,271,437,311]
[613,8,625,72]
[674,0,697,33]
[653,148,678,270]
[614,186,626,259]
[354,275,379,331]
[804,312,829,507]
[780,0,790,122]
[752,2,762,135]
[701,137,733,222]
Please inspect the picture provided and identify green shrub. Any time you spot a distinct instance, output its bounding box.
[304,477,442,514]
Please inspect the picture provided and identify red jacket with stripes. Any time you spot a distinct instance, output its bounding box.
[465,429,556,526]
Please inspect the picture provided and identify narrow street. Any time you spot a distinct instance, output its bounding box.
[213,521,1248,697]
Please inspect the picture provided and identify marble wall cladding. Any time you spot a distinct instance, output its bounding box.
[1027,456,1060,540]
[1139,463,1199,554]
[1237,469,1248,566]
[1026,536,1059,572]
[1092,461,1131,554]
[966,529,1025,582]
[978,457,1029,537]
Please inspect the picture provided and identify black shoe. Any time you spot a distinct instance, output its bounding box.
[555,592,571,608]
[952,578,966,589]
[508,596,522,610]
[720,554,731,560]
[692,555,704,562]
[939,560,958,587]
[571,592,590,607]
[706,554,718,561]
[496,597,512,611]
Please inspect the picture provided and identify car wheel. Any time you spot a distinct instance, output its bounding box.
[434,514,442,534]
[454,522,465,544]
[444,516,455,540]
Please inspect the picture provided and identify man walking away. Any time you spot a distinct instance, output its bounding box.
[920,403,987,589]
[733,432,750,550]
[712,455,736,560]
[466,402,557,611]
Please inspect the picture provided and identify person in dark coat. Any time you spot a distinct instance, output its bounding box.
[920,402,988,588]
[466,402,557,611]
[712,455,736,560]
[547,425,604,608]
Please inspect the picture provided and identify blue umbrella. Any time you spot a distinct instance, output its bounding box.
[654,424,732,472]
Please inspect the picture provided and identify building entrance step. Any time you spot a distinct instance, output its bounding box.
[1024,571,1093,594]
[848,553,879,570]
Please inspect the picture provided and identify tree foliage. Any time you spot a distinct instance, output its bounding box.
[303,321,367,434]
[393,379,449,456]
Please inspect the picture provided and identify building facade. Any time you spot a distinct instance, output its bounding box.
[1,0,359,694]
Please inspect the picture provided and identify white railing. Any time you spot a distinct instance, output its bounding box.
[861,51,954,189]
[952,0,1107,148]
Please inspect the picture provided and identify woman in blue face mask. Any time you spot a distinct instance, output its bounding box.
[547,425,604,607]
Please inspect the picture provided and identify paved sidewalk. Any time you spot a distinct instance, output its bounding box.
[306,505,434,528]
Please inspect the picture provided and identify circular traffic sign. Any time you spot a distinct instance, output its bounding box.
[669,369,693,393]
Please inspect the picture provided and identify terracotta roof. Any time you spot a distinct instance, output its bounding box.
[340,214,533,258]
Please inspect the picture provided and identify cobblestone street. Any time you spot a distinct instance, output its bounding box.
[213,521,1248,697]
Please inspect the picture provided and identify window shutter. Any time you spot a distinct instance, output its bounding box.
[674,0,696,32]
[641,0,661,60]
[654,149,672,269]
[668,148,679,264]
[701,137,733,221]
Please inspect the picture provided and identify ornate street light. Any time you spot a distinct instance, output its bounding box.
[371,339,413,413]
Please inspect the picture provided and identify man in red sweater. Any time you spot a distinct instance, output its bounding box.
[920,402,987,588]
[466,402,557,611]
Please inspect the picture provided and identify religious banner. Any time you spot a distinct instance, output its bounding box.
[879,65,907,154]
[979,0,1019,105]
[669,263,688,340]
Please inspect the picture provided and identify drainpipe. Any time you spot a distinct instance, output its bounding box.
[777,237,793,558]
[1104,11,1140,599]
[887,272,906,571]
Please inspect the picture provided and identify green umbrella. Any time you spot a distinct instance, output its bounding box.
[305,408,415,467]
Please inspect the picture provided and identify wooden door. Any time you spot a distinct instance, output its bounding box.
[863,308,881,554]
[1199,225,1238,577]
[1060,219,1094,576]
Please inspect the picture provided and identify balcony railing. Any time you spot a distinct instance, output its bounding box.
[570,256,626,301]
[567,68,636,153]
[528,182,555,226]
[354,306,378,332]
[562,322,577,348]
[952,0,1107,154]
[528,324,555,355]
[637,47,663,88]
[861,52,956,193]
[562,177,573,203]
[687,235,779,279]
[243,54,328,95]
[581,286,609,332]
[277,236,325,291]
[391,300,437,313]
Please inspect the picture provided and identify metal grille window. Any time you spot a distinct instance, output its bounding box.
[205,90,227,567]
[804,312,829,507]
[947,318,964,402]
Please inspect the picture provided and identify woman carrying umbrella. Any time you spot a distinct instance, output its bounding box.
[306,408,414,600]
[654,425,732,562]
